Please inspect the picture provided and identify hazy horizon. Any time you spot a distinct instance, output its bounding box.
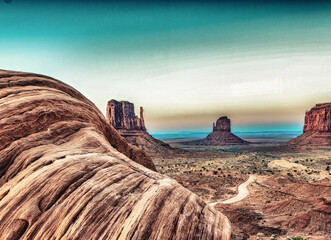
[1,0,331,132]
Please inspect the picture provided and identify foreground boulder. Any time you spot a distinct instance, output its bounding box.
[0,70,231,240]
[183,116,249,146]
[289,103,331,148]
[107,100,185,157]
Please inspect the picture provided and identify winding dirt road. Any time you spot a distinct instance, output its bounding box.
[209,175,257,206]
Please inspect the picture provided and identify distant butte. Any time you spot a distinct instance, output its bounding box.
[289,102,331,148]
[106,100,185,156]
[183,116,249,146]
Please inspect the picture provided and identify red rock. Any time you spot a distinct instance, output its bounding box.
[289,103,331,148]
[303,103,331,133]
[107,100,186,157]
[0,70,231,240]
[106,100,146,131]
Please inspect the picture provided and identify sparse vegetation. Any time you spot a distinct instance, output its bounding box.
[288,235,307,240]
[153,143,331,240]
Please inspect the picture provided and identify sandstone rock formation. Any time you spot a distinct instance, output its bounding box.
[213,116,231,132]
[107,100,185,157]
[289,103,331,148]
[106,100,146,131]
[0,70,231,240]
[184,116,249,146]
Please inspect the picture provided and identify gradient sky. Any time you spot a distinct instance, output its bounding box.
[1,0,331,132]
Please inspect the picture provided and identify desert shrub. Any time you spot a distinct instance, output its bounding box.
[256,232,265,239]
[290,235,307,240]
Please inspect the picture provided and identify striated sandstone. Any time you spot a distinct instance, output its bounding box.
[0,70,231,240]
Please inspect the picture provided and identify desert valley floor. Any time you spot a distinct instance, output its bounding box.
[152,142,331,240]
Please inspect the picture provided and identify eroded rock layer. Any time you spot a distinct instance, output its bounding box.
[118,130,186,157]
[0,70,231,240]
[289,103,331,148]
[184,116,249,146]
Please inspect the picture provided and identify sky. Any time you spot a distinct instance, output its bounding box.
[1,0,331,133]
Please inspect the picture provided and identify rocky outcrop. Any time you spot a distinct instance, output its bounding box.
[183,116,249,146]
[106,100,146,131]
[213,116,231,132]
[107,100,185,157]
[0,70,231,240]
[303,103,331,132]
[289,103,331,148]
[119,130,186,157]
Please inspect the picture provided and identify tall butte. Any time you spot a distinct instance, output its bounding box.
[184,116,249,146]
[106,100,146,131]
[106,100,184,157]
[289,102,331,148]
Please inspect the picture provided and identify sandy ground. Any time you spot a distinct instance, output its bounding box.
[210,175,257,206]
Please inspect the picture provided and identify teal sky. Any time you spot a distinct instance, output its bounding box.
[1,1,331,132]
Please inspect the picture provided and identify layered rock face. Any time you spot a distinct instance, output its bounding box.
[289,103,331,147]
[107,100,185,157]
[303,103,331,132]
[106,100,146,131]
[184,116,249,146]
[0,70,231,240]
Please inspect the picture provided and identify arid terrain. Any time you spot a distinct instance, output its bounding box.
[152,143,331,240]
[108,100,331,239]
